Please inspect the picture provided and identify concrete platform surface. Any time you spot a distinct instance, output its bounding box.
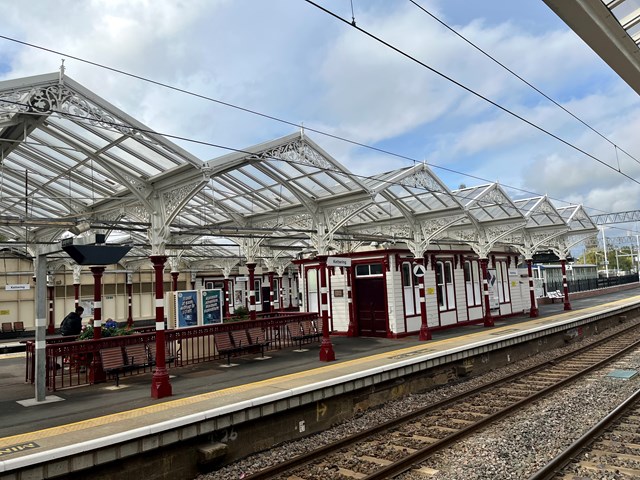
[1,287,639,471]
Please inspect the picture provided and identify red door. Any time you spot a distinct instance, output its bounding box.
[354,277,387,337]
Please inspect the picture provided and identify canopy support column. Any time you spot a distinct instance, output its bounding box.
[526,259,539,317]
[150,255,172,399]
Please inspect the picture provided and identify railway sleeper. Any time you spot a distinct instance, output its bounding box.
[588,449,640,462]
[597,439,640,451]
[577,460,640,477]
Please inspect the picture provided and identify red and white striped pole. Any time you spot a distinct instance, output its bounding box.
[150,255,172,399]
[561,259,572,311]
[318,256,335,361]
[526,259,539,317]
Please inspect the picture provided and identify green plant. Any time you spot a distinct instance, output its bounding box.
[232,305,249,319]
[77,325,134,340]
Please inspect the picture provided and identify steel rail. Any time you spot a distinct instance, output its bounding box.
[527,387,640,480]
[361,335,640,480]
[242,318,640,480]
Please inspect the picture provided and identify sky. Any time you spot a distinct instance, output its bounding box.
[1,0,640,235]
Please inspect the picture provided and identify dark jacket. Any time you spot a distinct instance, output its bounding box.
[60,312,82,336]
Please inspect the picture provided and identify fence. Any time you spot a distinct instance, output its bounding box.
[545,273,639,295]
[25,312,320,391]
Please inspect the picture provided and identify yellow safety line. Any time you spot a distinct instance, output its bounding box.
[2,293,639,446]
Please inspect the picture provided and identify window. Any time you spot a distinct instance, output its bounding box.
[464,260,482,307]
[355,263,383,277]
[436,260,455,311]
[401,262,421,315]
[495,260,511,303]
[273,278,279,301]
[306,268,319,312]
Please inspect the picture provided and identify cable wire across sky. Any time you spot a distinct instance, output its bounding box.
[0,1,637,230]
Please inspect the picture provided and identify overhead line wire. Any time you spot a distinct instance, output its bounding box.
[407,0,640,167]
[0,34,633,210]
[301,0,640,187]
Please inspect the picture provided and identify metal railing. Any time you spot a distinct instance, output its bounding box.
[25,312,320,391]
[545,273,639,295]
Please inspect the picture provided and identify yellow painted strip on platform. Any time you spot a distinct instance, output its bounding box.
[2,294,639,447]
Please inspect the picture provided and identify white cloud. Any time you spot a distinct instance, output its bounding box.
[0,0,638,218]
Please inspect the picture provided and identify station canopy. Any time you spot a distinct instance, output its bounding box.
[0,72,597,274]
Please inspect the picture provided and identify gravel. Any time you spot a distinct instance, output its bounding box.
[196,319,640,480]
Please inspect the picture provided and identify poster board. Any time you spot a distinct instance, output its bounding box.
[486,268,500,311]
[201,289,223,325]
[175,290,198,328]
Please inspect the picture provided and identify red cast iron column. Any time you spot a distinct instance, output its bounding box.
[47,283,55,335]
[223,278,231,318]
[171,271,179,292]
[526,259,539,317]
[74,282,80,309]
[279,275,284,313]
[126,273,133,328]
[416,258,431,341]
[268,271,275,313]
[89,266,106,384]
[150,255,172,399]
[561,259,572,311]
[91,267,105,340]
[318,255,336,361]
[480,258,494,327]
[247,263,257,321]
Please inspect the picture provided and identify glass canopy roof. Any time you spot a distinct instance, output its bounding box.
[0,72,597,272]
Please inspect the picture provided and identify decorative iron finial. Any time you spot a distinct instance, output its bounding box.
[59,59,66,85]
[300,122,305,140]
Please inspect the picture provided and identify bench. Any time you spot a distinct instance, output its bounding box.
[247,327,270,359]
[287,321,321,352]
[99,346,139,387]
[124,344,151,368]
[215,332,247,366]
[546,290,564,303]
[147,342,176,367]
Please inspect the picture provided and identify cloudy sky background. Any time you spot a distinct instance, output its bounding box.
[1,0,640,234]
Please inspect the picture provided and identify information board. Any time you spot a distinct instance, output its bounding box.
[176,290,198,328]
[201,289,223,325]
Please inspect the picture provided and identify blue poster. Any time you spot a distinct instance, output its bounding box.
[201,289,223,325]
[176,290,198,327]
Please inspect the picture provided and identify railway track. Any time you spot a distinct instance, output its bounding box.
[241,322,640,480]
[529,388,640,479]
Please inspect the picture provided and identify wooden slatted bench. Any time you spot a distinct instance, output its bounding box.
[247,327,270,359]
[99,346,137,387]
[300,320,321,342]
[124,344,151,368]
[215,332,240,366]
[287,322,320,352]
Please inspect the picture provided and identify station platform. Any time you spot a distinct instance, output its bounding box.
[1,287,640,479]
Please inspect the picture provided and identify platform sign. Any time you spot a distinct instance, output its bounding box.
[413,264,426,277]
[201,289,223,325]
[176,290,198,328]
[5,284,30,291]
[327,257,352,267]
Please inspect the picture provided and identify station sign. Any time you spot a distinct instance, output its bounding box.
[5,284,30,291]
[413,264,426,277]
[327,257,352,267]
